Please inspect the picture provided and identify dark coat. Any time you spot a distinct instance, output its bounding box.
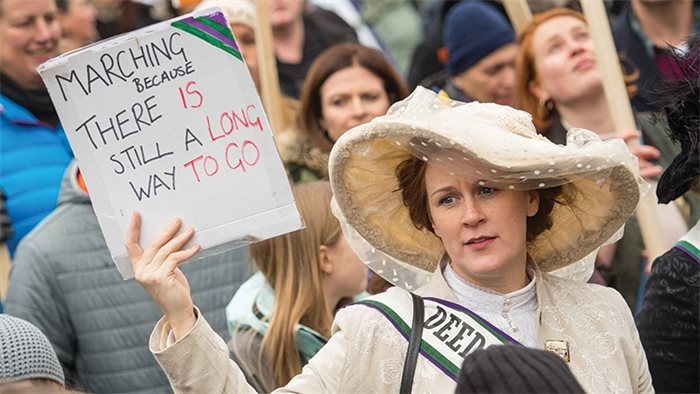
[636,241,700,393]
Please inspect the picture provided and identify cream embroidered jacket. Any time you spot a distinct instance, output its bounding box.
[150,265,653,393]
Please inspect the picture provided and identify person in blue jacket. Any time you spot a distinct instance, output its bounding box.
[0,0,73,255]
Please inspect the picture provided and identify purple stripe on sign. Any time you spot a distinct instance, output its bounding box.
[207,11,230,32]
[182,17,238,51]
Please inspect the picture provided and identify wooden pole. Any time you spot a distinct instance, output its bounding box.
[254,0,285,134]
[0,244,10,300]
[580,0,668,262]
[502,0,532,35]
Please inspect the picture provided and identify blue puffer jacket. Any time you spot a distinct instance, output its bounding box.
[0,95,73,255]
[5,162,250,393]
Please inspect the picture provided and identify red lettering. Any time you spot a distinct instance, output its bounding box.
[225,142,243,171]
[178,86,187,108]
[203,155,219,176]
[242,140,260,166]
[183,155,204,182]
[220,112,234,135]
[177,80,203,109]
[206,115,225,142]
[184,154,220,181]
[225,140,260,173]
[245,105,263,131]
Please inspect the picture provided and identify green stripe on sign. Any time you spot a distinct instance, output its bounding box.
[196,16,234,40]
[172,20,242,61]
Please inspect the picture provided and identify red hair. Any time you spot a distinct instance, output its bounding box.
[515,8,637,133]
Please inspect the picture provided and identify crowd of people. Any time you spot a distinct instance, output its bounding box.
[0,0,698,393]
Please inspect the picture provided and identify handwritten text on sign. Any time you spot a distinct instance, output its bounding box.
[38,8,301,279]
[51,30,267,202]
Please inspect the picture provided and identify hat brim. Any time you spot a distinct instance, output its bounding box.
[330,101,640,273]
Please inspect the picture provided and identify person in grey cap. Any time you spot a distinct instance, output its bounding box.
[0,314,65,392]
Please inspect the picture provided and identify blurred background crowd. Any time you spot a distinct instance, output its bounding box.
[0,0,698,393]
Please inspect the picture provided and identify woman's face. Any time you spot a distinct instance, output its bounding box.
[424,163,539,290]
[59,0,98,46]
[528,16,600,106]
[319,64,390,142]
[323,235,368,299]
[231,23,258,86]
[268,0,304,29]
[451,43,517,106]
[0,0,61,90]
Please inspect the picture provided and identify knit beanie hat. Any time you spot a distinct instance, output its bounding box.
[455,345,585,393]
[0,315,65,386]
[194,0,256,31]
[444,2,515,76]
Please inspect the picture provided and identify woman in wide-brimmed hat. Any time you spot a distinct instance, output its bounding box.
[126,88,652,393]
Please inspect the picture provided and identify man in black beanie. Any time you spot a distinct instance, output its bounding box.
[442,1,516,106]
[455,345,585,393]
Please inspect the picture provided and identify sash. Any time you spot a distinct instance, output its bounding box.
[357,293,521,381]
[676,220,700,265]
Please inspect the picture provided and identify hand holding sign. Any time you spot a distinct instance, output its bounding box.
[126,212,198,340]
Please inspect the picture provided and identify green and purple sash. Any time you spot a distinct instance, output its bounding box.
[676,221,700,265]
[676,240,700,265]
[358,293,521,381]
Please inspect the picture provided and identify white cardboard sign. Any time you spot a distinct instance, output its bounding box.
[38,8,302,279]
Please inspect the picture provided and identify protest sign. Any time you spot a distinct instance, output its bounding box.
[38,8,303,279]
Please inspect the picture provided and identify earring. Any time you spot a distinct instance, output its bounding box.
[321,128,335,144]
[539,98,554,111]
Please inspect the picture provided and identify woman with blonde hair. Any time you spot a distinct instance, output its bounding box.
[225,181,367,392]
[515,7,700,310]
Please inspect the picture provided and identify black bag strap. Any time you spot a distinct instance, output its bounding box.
[399,292,424,394]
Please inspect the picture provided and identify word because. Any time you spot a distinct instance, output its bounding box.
[133,61,195,93]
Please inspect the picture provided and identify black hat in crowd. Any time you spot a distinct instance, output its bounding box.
[455,345,584,393]
[655,31,700,204]
[443,1,515,77]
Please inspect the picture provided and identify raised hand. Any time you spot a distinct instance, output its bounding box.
[126,212,202,340]
[618,130,662,179]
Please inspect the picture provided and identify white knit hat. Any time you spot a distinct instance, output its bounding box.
[195,0,256,30]
[0,315,65,386]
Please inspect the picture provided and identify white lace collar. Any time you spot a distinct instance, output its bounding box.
[443,262,537,315]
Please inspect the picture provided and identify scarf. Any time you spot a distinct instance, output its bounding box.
[1,73,59,127]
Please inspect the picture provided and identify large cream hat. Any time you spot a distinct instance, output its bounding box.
[329,87,643,275]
